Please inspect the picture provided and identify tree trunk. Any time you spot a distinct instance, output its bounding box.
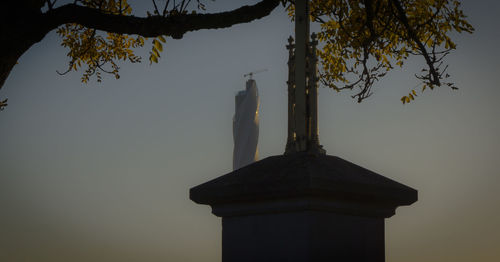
[0,34,46,90]
[0,3,51,90]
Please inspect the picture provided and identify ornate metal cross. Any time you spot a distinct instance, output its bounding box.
[285,0,325,155]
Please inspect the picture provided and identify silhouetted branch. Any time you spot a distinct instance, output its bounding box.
[390,0,440,86]
[43,0,280,39]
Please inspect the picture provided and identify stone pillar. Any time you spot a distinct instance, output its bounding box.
[293,0,309,151]
[307,33,319,147]
[190,153,417,262]
[285,36,296,154]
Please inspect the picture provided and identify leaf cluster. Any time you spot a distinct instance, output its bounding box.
[56,0,211,82]
[55,0,473,105]
[0,98,7,111]
[56,0,144,83]
[292,0,473,103]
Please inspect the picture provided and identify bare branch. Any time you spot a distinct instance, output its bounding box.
[152,0,160,15]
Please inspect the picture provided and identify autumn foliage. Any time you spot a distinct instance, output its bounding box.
[1,0,473,108]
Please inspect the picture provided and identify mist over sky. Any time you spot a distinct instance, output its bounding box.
[1,0,499,261]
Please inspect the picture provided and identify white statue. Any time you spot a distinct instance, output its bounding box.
[233,79,259,170]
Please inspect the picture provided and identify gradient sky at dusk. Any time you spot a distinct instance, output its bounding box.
[1,0,499,261]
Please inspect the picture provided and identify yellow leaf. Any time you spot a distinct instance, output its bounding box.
[154,40,163,52]
[150,54,158,63]
[152,47,160,57]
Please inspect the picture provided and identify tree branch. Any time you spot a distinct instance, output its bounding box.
[390,0,440,86]
[43,0,280,39]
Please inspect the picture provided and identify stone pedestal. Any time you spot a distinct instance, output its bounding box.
[190,153,417,262]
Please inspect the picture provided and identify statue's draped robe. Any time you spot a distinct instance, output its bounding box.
[233,79,259,170]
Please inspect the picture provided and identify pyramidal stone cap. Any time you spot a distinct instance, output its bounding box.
[190,153,417,218]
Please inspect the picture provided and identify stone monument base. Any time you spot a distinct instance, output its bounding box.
[190,153,417,262]
[222,209,384,261]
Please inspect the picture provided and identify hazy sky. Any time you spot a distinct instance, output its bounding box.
[1,1,499,261]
